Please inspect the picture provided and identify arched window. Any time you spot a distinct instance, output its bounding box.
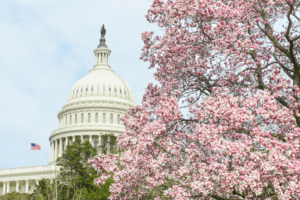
[91,86,93,91]
[110,113,113,124]
[86,87,88,92]
[81,113,84,123]
[75,114,77,124]
[120,89,122,94]
[95,113,98,123]
[117,114,120,125]
[70,115,72,125]
[88,113,91,123]
[109,86,111,92]
[81,88,83,92]
[124,90,126,95]
[103,113,106,123]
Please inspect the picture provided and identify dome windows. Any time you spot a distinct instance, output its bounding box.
[95,113,98,123]
[70,115,72,125]
[117,114,120,124]
[103,113,106,123]
[88,113,91,123]
[81,113,84,123]
[110,114,113,124]
[75,114,77,124]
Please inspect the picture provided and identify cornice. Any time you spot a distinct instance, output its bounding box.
[49,124,125,140]
[57,99,135,118]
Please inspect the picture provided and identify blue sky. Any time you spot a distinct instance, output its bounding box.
[0,0,161,169]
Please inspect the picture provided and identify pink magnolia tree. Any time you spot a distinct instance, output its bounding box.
[90,0,300,199]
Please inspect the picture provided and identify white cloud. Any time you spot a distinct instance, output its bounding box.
[0,0,161,168]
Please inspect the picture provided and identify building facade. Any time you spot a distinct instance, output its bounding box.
[0,26,136,195]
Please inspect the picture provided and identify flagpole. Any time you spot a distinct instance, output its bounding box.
[30,146,31,166]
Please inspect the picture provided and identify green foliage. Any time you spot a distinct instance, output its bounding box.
[33,137,113,200]
[99,134,118,155]
[0,192,32,200]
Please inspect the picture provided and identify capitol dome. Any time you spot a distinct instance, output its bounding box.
[48,25,136,164]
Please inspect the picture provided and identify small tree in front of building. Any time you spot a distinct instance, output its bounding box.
[34,137,113,200]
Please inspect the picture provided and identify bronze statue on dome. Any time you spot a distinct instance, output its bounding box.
[101,25,106,37]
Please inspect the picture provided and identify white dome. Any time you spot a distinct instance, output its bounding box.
[49,30,137,165]
[67,67,135,104]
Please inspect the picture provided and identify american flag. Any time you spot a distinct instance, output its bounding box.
[31,143,41,150]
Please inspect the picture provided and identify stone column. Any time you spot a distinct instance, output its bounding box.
[25,180,29,193]
[50,141,54,162]
[16,180,19,192]
[7,181,9,193]
[73,136,75,142]
[81,135,83,142]
[89,135,92,146]
[2,181,6,195]
[95,53,97,65]
[35,179,39,185]
[55,140,58,161]
[59,138,63,157]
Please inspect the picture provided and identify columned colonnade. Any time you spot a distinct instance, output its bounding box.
[1,179,39,195]
[50,134,103,162]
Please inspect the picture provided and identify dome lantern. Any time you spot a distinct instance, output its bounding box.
[94,24,111,70]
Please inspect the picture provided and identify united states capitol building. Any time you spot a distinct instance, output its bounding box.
[0,26,136,195]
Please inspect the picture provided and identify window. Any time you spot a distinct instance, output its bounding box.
[101,53,103,63]
[88,113,91,123]
[70,115,72,125]
[77,89,78,94]
[95,113,98,123]
[18,187,21,192]
[75,114,77,124]
[115,88,117,92]
[91,87,93,91]
[28,186,31,191]
[94,141,98,148]
[120,89,122,93]
[109,87,111,92]
[65,116,67,126]
[86,87,88,92]
[97,85,99,91]
[117,114,120,125]
[124,90,126,95]
[81,113,84,123]
[103,85,105,91]
[103,113,106,123]
[81,88,83,92]
[110,114,113,124]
